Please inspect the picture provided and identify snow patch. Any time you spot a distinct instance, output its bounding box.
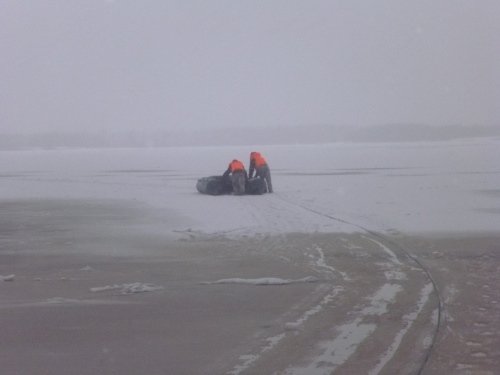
[361,284,403,316]
[431,308,439,326]
[312,245,350,281]
[471,352,487,358]
[286,321,377,375]
[90,282,163,294]
[466,341,481,347]
[384,270,407,281]
[444,285,459,303]
[285,286,343,331]
[228,334,286,375]
[204,276,318,286]
[481,331,494,336]
[41,297,133,306]
[0,274,15,282]
[341,238,362,250]
[456,363,474,370]
[228,354,258,375]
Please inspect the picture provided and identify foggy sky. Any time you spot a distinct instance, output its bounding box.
[1,0,499,134]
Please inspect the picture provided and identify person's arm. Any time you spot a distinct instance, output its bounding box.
[222,165,230,178]
[248,159,255,179]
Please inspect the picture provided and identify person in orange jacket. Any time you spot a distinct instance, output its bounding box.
[222,159,248,195]
[249,151,273,193]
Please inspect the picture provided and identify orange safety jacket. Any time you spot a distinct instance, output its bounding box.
[253,154,267,168]
[229,159,245,172]
[251,153,267,168]
[249,152,268,179]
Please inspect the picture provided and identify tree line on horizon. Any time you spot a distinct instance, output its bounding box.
[1,124,499,149]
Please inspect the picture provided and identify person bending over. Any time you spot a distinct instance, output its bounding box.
[222,159,248,195]
[249,151,273,193]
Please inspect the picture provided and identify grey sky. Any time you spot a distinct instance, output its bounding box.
[1,0,499,134]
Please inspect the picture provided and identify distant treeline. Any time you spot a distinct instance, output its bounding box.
[1,124,499,149]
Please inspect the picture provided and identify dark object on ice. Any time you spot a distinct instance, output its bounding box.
[196,176,233,195]
[196,176,267,195]
[245,177,267,195]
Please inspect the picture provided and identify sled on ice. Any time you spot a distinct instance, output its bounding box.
[196,175,267,195]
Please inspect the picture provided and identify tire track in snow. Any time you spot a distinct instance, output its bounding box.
[222,231,344,375]
[227,286,345,375]
[311,244,350,281]
[274,194,443,375]
[362,235,403,266]
[368,283,434,375]
[285,283,404,375]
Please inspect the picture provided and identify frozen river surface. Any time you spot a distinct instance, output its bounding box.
[1,139,499,375]
[2,138,499,237]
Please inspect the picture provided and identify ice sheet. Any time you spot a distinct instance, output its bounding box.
[1,138,499,237]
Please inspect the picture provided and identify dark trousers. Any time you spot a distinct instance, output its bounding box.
[231,171,246,195]
[256,165,273,193]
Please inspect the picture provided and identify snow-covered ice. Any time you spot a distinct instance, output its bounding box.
[1,138,499,237]
[1,138,499,374]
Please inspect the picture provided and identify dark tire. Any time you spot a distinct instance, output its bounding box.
[196,176,233,195]
[245,177,267,195]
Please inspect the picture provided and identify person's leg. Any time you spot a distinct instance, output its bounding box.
[239,173,247,194]
[258,166,273,193]
[233,172,246,195]
[231,174,239,194]
[264,166,273,193]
